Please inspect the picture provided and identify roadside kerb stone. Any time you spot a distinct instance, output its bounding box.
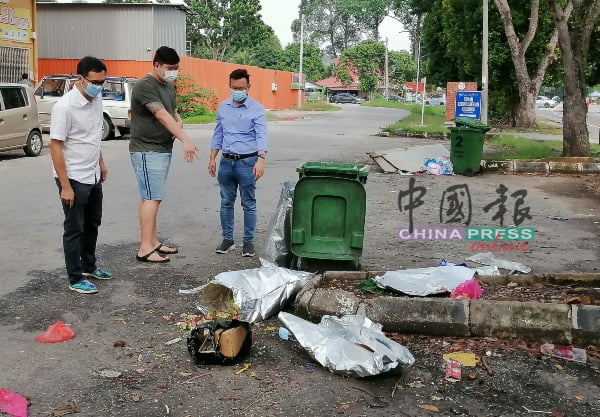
[512,161,550,174]
[481,158,600,174]
[548,161,582,173]
[469,300,572,343]
[572,304,600,345]
[363,296,470,337]
[292,272,600,343]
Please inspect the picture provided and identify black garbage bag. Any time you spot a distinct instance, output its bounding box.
[187,319,252,366]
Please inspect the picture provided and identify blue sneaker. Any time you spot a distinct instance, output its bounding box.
[69,279,98,294]
[83,268,114,280]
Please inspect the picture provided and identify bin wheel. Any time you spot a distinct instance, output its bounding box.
[463,168,475,177]
[353,260,362,271]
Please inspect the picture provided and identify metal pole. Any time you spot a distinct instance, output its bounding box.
[420,76,426,126]
[298,14,304,109]
[482,0,489,123]
[415,41,421,102]
[384,37,389,99]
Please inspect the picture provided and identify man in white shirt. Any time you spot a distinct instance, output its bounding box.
[49,56,114,294]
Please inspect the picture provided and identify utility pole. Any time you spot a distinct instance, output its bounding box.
[384,37,389,98]
[482,0,489,123]
[297,14,304,109]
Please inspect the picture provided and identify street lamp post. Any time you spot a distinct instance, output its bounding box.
[482,0,489,123]
[384,37,389,98]
[415,41,421,102]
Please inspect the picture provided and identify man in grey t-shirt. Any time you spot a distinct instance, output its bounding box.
[129,46,199,263]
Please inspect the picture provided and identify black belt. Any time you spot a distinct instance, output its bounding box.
[222,152,258,160]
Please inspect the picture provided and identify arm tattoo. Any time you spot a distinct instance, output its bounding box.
[146,102,165,114]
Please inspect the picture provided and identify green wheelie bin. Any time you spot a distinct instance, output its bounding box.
[448,117,491,176]
[290,162,368,270]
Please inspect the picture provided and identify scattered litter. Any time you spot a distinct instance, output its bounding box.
[466,252,531,274]
[418,404,440,412]
[278,327,290,340]
[541,343,587,363]
[35,320,75,343]
[196,267,313,323]
[98,370,122,378]
[445,360,462,381]
[442,352,479,367]
[264,326,277,332]
[373,265,477,296]
[450,278,483,300]
[50,400,80,417]
[278,312,414,378]
[165,404,169,415]
[0,388,27,417]
[235,363,251,375]
[357,278,385,294]
[522,405,552,414]
[113,340,126,348]
[368,144,450,173]
[423,156,453,175]
[165,337,182,346]
[548,216,568,221]
[305,364,314,372]
[181,372,213,384]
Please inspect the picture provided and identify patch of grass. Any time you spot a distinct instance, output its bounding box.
[486,135,600,159]
[183,113,216,124]
[486,135,563,159]
[297,101,341,111]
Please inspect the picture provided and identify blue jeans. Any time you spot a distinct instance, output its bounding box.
[217,156,257,243]
[56,179,102,284]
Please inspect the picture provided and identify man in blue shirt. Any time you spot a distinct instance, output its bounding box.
[208,69,268,257]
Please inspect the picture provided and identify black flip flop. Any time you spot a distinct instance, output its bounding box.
[136,250,170,263]
[156,244,179,255]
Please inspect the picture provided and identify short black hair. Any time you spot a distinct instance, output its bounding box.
[154,46,180,65]
[21,73,29,80]
[76,56,107,77]
[230,68,250,84]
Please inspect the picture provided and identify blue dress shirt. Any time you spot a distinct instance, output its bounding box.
[211,96,268,154]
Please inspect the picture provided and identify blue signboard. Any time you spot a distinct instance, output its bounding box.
[455,91,482,120]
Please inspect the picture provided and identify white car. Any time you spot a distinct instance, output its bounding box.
[536,96,557,108]
[34,75,136,140]
[0,83,43,156]
[425,93,446,106]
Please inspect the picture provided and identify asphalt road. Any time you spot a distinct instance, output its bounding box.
[0,104,408,297]
[535,103,600,144]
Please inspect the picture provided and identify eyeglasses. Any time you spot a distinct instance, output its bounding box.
[84,76,105,86]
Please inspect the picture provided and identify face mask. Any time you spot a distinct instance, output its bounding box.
[231,89,248,102]
[84,82,103,97]
[163,70,178,83]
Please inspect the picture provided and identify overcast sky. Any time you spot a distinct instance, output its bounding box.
[259,0,411,52]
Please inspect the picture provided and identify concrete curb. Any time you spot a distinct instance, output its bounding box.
[292,272,600,345]
[481,158,600,174]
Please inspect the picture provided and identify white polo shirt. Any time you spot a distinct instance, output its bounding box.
[50,87,103,184]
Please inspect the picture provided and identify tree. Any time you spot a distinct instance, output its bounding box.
[278,43,330,82]
[388,50,415,88]
[548,0,600,157]
[185,0,272,61]
[292,0,363,58]
[337,0,391,40]
[495,0,561,128]
[338,40,386,97]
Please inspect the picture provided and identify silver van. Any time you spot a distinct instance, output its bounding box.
[0,83,43,157]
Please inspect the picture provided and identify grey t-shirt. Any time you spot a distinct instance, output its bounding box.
[129,74,177,153]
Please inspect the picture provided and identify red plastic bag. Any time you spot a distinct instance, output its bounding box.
[35,320,75,343]
[0,387,28,417]
[450,278,483,300]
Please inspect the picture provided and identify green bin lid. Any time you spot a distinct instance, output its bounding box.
[452,117,491,132]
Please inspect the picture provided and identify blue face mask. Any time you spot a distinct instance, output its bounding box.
[231,89,248,102]
[84,82,103,97]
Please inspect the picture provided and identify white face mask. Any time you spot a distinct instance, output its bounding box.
[163,70,178,83]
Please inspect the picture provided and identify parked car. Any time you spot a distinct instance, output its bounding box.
[33,74,136,140]
[329,92,361,104]
[382,94,403,102]
[0,83,43,157]
[536,96,557,108]
[425,93,446,106]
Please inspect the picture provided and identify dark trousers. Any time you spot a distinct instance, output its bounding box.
[56,179,103,284]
